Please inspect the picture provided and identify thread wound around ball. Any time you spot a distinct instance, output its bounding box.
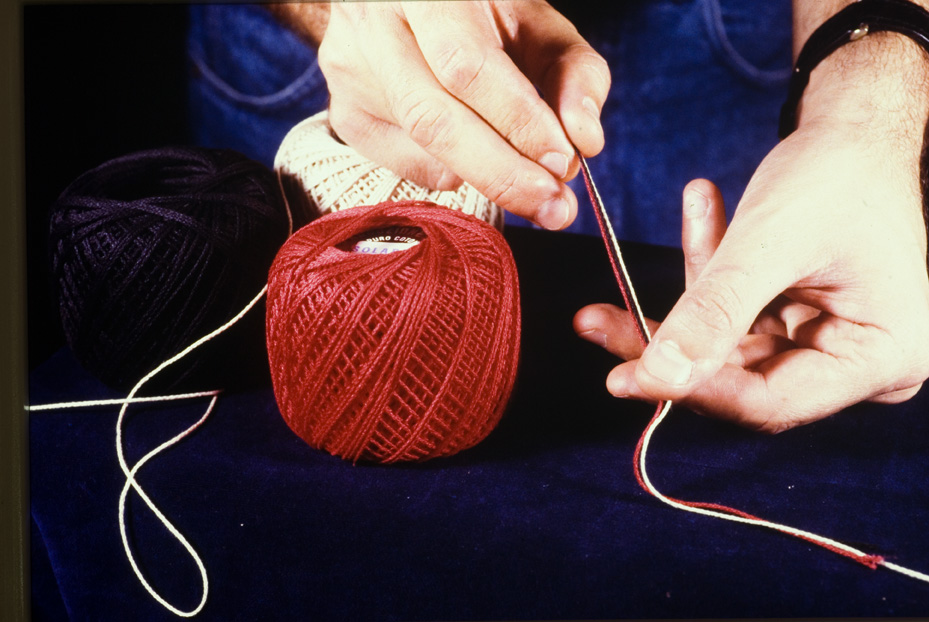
[266,201,521,463]
[50,146,290,390]
[274,110,505,230]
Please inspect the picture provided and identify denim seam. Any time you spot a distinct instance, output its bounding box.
[700,0,791,87]
[189,49,322,108]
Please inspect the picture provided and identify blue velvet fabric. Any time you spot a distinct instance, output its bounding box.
[30,228,929,620]
[186,0,792,246]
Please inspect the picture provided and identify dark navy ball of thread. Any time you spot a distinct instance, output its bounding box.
[49,146,291,390]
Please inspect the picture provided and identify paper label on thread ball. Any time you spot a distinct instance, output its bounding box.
[346,226,424,255]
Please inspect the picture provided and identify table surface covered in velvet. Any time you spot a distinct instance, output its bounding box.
[29,227,929,621]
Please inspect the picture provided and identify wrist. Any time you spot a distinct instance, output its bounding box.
[801,29,929,249]
[787,1,929,258]
[797,31,929,146]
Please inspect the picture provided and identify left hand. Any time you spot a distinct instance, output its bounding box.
[574,122,929,432]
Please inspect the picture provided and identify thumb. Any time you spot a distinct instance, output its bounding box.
[635,249,793,402]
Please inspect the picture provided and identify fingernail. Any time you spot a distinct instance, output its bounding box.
[578,328,608,349]
[537,197,569,230]
[684,189,708,218]
[606,373,631,398]
[539,151,569,179]
[582,96,604,140]
[582,96,600,118]
[641,340,694,386]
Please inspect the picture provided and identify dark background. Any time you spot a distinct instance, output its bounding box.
[23,4,191,369]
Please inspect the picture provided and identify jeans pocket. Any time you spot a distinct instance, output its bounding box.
[187,4,327,114]
[700,0,792,87]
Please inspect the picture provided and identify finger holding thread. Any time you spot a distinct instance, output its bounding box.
[320,2,578,230]
[575,177,728,370]
[403,1,579,178]
[574,302,660,360]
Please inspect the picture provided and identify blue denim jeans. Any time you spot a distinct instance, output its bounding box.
[187,1,792,246]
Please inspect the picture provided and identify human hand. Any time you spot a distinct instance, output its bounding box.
[316,0,610,230]
[574,125,929,431]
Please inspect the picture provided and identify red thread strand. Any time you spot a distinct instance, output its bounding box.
[578,158,888,572]
[577,159,651,348]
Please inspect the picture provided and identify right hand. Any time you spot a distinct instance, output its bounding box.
[317,0,610,230]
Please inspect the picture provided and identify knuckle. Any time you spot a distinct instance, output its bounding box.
[909,319,929,378]
[481,166,524,208]
[754,419,794,435]
[879,314,929,390]
[396,93,457,155]
[684,249,713,272]
[877,384,923,404]
[327,103,349,133]
[317,29,356,77]
[733,375,801,435]
[432,44,487,96]
[589,53,611,86]
[901,383,924,401]
[573,46,611,87]
[316,39,337,74]
[550,44,611,96]
[918,354,929,384]
[683,277,745,337]
[497,106,543,150]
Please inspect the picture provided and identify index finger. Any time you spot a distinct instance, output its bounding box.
[404,1,579,179]
[370,14,576,228]
[609,346,880,433]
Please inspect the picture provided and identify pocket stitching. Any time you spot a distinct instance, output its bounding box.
[190,50,322,109]
[700,0,791,87]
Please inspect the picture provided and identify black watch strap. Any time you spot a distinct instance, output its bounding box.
[779,0,929,139]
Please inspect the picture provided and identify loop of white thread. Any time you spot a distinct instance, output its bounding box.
[108,170,299,615]
[111,283,270,616]
[29,165,300,617]
[273,110,505,230]
[116,395,217,617]
[28,387,221,617]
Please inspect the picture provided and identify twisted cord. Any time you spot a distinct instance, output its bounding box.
[578,152,929,585]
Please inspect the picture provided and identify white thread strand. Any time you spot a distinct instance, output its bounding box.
[113,284,269,616]
[882,561,929,583]
[27,170,297,617]
[117,395,217,617]
[637,403,874,560]
[110,174,297,616]
[26,391,220,412]
[615,242,929,585]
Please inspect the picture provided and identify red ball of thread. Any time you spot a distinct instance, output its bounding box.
[266,200,521,463]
